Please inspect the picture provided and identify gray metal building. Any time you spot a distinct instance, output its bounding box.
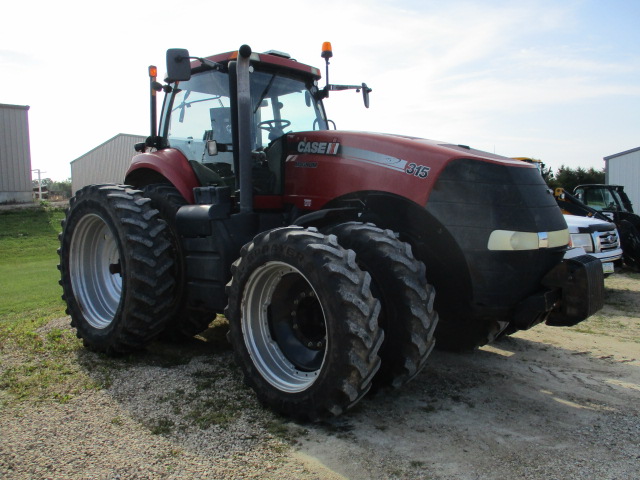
[605,146,640,210]
[71,133,146,194]
[0,104,32,204]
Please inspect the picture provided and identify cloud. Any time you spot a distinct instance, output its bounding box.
[0,50,40,68]
[6,0,639,180]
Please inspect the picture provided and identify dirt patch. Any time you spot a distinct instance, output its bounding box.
[1,272,638,479]
[298,272,640,479]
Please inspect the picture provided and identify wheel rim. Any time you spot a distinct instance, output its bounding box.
[241,261,327,393]
[69,214,122,329]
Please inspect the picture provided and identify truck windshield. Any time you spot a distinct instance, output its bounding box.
[163,68,327,165]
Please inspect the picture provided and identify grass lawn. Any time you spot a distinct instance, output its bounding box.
[0,207,67,325]
[0,206,93,404]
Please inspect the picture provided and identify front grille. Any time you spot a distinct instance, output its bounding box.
[596,229,620,252]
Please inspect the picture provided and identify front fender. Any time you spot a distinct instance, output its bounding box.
[125,149,199,203]
[293,207,362,230]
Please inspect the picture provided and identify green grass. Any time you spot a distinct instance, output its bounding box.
[0,208,67,325]
[0,208,288,447]
[0,207,93,405]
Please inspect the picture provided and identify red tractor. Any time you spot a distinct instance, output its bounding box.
[58,43,604,419]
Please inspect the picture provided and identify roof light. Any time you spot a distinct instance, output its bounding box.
[321,42,333,59]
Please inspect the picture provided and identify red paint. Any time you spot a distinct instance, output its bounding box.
[283,131,531,210]
[126,133,533,213]
[126,149,200,203]
[196,51,321,79]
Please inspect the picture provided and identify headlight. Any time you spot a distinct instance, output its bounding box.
[569,233,594,253]
[487,229,569,251]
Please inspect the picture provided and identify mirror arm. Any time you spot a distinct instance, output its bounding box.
[325,83,372,108]
[327,84,362,92]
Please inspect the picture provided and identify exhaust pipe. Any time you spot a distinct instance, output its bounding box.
[236,44,253,214]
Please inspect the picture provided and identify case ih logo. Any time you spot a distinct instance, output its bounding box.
[296,141,340,155]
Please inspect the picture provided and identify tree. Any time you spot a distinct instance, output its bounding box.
[547,165,604,192]
[540,161,554,185]
[32,177,52,189]
[49,178,72,199]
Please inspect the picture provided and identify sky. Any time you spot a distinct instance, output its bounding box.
[2,0,639,182]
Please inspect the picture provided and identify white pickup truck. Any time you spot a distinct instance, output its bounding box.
[564,214,623,275]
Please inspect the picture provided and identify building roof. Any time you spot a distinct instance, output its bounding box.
[70,133,146,164]
[604,146,640,161]
[0,103,30,111]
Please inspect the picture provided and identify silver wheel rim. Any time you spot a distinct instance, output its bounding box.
[69,214,122,329]
[241,261,327,393]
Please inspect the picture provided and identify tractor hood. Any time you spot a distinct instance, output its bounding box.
[283,130,536,209]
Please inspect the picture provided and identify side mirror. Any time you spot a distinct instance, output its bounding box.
[361,83,371,108]
[166,48,191,82]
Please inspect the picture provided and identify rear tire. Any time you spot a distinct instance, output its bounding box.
[141,183,215,338]
[326,222,437,389]
[58,184,176,354]
[225,227,383,420]
[619,219,640,271]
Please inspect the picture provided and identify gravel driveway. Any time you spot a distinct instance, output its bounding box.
[1,274,639,479]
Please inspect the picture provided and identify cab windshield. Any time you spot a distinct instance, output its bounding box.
[576,187,627,212]
[252,71,328,147]
[162,68,328,165]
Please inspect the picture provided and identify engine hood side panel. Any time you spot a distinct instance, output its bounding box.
[282,131,532,211]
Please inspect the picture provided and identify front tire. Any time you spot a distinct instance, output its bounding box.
[58,185,176,354]
[225,227,383,420]
[326,222,437,389]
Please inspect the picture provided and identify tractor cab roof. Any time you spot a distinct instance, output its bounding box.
[194,50,322,80]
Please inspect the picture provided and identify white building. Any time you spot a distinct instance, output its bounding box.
[0,104,32,204]
[70,133,146,194]
[605,146,640,211]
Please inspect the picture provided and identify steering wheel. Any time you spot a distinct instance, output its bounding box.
[258,119,291,132]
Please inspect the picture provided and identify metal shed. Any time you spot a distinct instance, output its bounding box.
[605,146,640,211]
[0,104,32,204]
[70,133,146,194]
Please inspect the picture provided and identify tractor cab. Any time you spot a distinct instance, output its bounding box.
[574,184,634,214]
[130,44,371,206]
[157,50,330,196]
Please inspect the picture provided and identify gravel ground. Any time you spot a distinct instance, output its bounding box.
[1,273,639,479]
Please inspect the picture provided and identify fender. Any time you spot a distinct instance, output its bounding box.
[125,148,200,203]
[293,207,362,229]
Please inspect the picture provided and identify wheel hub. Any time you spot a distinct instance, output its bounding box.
[290,290,326,350]
[69,213,122,330]
[241,261,328,393]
